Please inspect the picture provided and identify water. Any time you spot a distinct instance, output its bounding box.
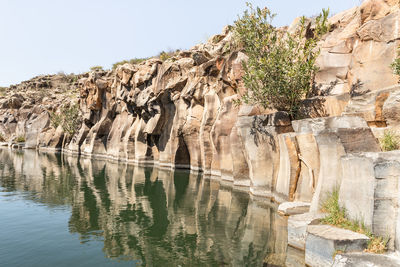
[0,149,290,266]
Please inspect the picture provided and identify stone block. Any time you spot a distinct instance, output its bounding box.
[339,151,400,250]
[333,252,400,267]
[236,113,292,197]
[275,133,300,202]
[305,225,369,267]
[288,212,326,250]
[278,201,310,216]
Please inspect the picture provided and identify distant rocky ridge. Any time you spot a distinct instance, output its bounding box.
[3,0,400,256]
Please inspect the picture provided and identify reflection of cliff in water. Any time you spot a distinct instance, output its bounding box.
[0,149,288,266]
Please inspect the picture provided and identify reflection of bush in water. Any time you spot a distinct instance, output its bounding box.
[0,150,286,266]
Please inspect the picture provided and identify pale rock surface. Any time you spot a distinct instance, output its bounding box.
[333,252,400,267]
[278,201,311,216]
[288,212,326,250]
[305,225,370,267]
[339,151,400,251]
[2,3,400,255]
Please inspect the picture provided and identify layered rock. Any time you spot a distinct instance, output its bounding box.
[2,0,400,254]
[0,73,83,149]
[339,151,400,251]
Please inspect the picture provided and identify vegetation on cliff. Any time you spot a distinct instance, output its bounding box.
[0,87,7,97]
[112,49,180,70]
[90,66,104,72]
[380,130,400,151]
[112,58,148,70]
[321,190,388,254]
[50,103,81,136]
[391,49,400,78]
[15,136,26,143]
[233,3,329,118]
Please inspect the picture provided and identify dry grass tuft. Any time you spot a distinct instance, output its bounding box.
[321,190,388,254]
[380,130,400,151]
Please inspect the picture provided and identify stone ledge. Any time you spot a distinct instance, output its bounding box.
[305,225,369,267]
[288,212,326,250]
[278,201,310,216]
[307,225,369,241]
[333,252,400,267]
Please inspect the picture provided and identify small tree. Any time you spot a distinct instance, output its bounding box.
[63,103,81,136]
[50,103,81,137]
[90,66,104,72]
[234,3,329,118]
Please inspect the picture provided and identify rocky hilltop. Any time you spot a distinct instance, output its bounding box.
[2,0,400,261]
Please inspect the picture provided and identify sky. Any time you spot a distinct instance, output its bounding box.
[0,0,361,86]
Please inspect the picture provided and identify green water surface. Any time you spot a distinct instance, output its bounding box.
[0,149,288,266]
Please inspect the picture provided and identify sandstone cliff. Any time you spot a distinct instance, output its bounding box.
[2,0,400,253]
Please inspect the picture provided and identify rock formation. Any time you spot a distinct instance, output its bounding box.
[0,149,288,266]
[2,0,400,256]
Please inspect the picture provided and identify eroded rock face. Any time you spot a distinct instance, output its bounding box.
[340,151,400,251]
[0,1,393,193]
[2,2,400,250]
[316,0,400,97]
[0,73,83,149]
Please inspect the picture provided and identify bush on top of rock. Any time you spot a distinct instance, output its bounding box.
[232,3,330,119]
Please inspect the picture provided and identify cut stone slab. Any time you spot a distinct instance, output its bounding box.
[278,201,310,216]
[288,212,326,250]
[332,252,400,267]
[305,225,370,267]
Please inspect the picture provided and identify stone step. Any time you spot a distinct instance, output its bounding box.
[333,252,400,267]
[288,212,326,250]
[305,225,370,267]
[277,201,310,216]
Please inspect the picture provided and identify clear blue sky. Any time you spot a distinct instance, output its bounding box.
[0,0,361,86]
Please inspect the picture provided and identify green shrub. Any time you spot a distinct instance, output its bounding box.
[321,190,350,227]
[158,50,180,61]
[233,3,329,118]
[321,190,388,254]
[0,86,7,96]
[50,103,81,136]
[112,58,147,70]
[50,111,62,129]
[159,51,171,61]
[62,103,81,136]
[391,49,400,77]
[15,136,25,143]
[68,75,79,84]
[380,130,400,151]
[90,66,104,71]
